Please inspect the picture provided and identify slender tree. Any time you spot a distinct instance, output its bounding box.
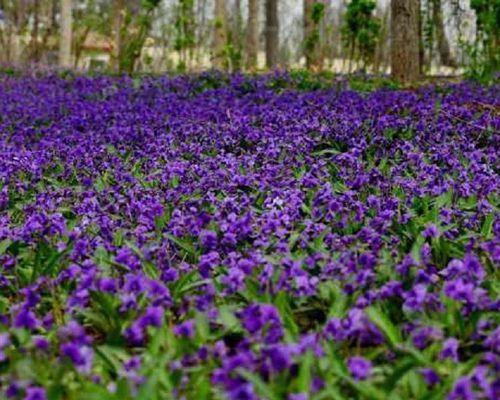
[418,0,424,74]
[27,0,40,61]
[265,0,279,68]
[245,0,259,69]
[40,0,59,64]
[304,0,325,70]
[213,0,227,68]
[391,0,420,82]
[174,0,196,70]
[432,0,455,67]
[111,0,125,72]
[59,0,73,67]
[374,4,390,74]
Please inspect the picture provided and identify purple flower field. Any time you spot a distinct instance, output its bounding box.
[0,73,499,399]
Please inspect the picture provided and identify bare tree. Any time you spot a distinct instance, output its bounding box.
[27,0,40,61]
[213,0,227,68]
[304,0,325,70]
[0,1,30,64]
[245,0,259,69]
[111,0,125,72]
[59,0,73,67]
[432,0,455,67]
[391,0,420,82]
[265,0,279,68]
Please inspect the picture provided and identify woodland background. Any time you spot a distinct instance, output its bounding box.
[0,0,498,82]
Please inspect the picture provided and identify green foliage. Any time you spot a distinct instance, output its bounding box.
[223,30,243,72]
[348,74,400,92]
[174,0,196,71]
[304,2,326,69]
[465,0,500,81]
[341,0,380,71]
[264,69,401,92]
[311,2,325,24]
[117,1,161,74]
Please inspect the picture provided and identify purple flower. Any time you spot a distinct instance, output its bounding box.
[463,254,486,281]
[403,284,428,311]
[138,306,164,328]
[5,382,20,398]
[0,73,498,400]
[99,277,118,293]
[32,336,50,351]
[124,323,145,345]
[58,321,90,345]
[14,309,39,330]
[60,343,94,374]
[173,320,195,338]
[422,224,439,239]
[420,368,440,386]
[347,356,372,380]
[289,394,308,400]
[239,304,283,344]
[484,327,500,353]
[440,338,459,362]
[200,230,218,249]
[448,377,474,400]
[198,251,220,278]
[0,332,10,348]
[24,387,47,400]
[444,279,474,303]
[264,345,291,372]
[412,326,443,349]
[227,383,258,400]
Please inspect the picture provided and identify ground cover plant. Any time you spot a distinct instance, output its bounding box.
[0,72,499,400]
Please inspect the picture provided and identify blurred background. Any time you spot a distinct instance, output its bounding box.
[0,0,497,80]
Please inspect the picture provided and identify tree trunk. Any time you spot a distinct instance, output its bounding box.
[9,0,28,64]
[432,0,455,67]
[195,0,208,66]
[59,0,73,68]
[245,0,259,69]
[213,0,227,69]
[112,0,125,72]
[74,26,91,69]
[304,0,313,68]
[40,0,58,64]
[391,0,420,83]
[29,0,40,62]
[304,0,325,70]
[265,0,279,68]
[374,5,389,74]
[418,0,424,74]
[234,0,242,41]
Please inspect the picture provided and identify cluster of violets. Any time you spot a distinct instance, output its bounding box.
[0,72,498,400]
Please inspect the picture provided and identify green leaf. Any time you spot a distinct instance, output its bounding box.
[170,175,180,188]
[80,383,117,400]
[326,347,386,400]
[296,350,314,393]
[124,240,144,258]
[481,213,494,239]
[275,291,299,340]
[136,373,160,400]
[384,357,418,392]
[166,234,197,257]
[236,368,280,400]
[95,345,128,376]
[366,306,402,347]
[313,148,340,156]
[113,230,124,247]
[0,238,11,255]
[410,235,425,264]
[217,305,240,329]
